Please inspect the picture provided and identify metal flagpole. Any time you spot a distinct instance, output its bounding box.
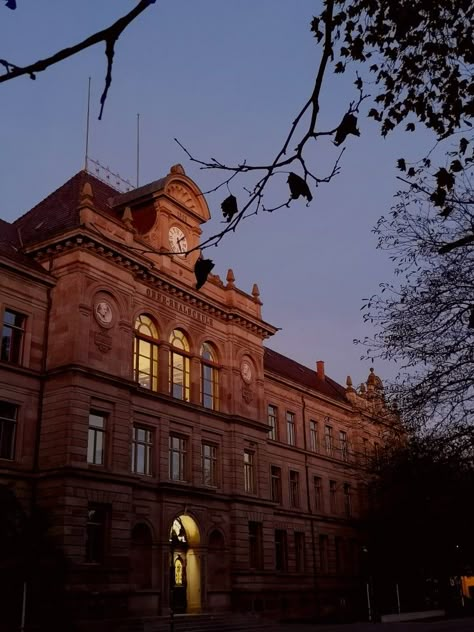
[84,76,91,171]
[136,113,140,187]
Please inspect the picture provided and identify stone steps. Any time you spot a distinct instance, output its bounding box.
[121,613,271,632]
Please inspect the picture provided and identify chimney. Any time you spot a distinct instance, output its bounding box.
[316,360,325,380]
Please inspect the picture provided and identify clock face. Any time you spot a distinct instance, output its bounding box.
[240,359,253,384]
[168,226,188,256]
[94,300,113,327]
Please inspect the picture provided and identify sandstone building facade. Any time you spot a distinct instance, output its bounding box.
[0,166,390,624]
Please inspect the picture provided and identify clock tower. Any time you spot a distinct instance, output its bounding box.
[111,164,211,273]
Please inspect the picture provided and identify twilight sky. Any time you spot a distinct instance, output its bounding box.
[0,1,434,388]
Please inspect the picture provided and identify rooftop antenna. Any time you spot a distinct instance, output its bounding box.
[136,112,140,187]
[84,76,91,171]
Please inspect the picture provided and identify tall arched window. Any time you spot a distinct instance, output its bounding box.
[133,314,159,391]
[201,342,219,410]
[169,329,190,401]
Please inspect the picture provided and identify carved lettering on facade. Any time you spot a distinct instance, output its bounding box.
[94,331,113,353]
[146,288,214,326]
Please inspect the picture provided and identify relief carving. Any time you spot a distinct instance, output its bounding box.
[167,183,197,211]
[242,386,253,404]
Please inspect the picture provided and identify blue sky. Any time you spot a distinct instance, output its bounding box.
[0,1,434,388]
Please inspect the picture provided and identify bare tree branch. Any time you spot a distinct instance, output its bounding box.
[0,0,156,119]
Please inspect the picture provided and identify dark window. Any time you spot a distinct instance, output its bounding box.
[329,480,337,513]
[268,405,278,441]
[339,430,349,461]
[244,450,255,493]
[275,529,288,571]
[201,342,219,410]
[289,470,300,508]
[295,532,305,572]
[85,504,108,563]
[324,424,334,456]
[343,483,352,517]
[335,536,343,574]
[309,420,319,452]
[169,434,188,481]
[271,465,282,503]
[286,411,295,446]
[1,309,26,364]
[319,534,329,573]
[248,521,263,570]
[87,411,106,465]
[202,442,218,486]
[132,426,153,475]
[0,401,17,460]
[314,476,323,512]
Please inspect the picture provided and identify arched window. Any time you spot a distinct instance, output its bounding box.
[169,329,190,401]
[200,342,219,410]
[133,314,159,391]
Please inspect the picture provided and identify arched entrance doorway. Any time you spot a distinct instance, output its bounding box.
[169,515,201,614]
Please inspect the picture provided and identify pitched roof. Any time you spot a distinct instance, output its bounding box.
[13,171,120,247]
[264,347,348,404]
[0,218,48,273]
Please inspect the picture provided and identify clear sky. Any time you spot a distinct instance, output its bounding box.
[0,1,434,388]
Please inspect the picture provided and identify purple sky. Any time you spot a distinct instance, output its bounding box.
[0,1,434,388]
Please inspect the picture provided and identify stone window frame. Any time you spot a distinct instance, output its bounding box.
[1,307,26,365]
[131,424,154,476]
[0,400,17,461]
[133,313,160,392]
[200,341,219,411]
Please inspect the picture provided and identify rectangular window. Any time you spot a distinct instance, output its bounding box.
[329,480,337,513]
[324,424,334,457]
[286,411,295,446]
[87,411,106,465]
[309,420,319,452]
[295,532,305,572]
[271,465,282,503]
[289,470,300,508]
[202,442,218,487]
[314,476,323,512]
[319,534,329,573]
[131,426,153,475]
[343,483,352,517]
[362,437,369,464]
[0,401,17,460]
[85,504,108,563]
[267,404,278,441]
[339,430,349,461]
[169,434,188,481]
[335,536,343,574]
[1,309,26,364]
[248,521,263,570]
[275,529,288,571]
[244,449,255,493]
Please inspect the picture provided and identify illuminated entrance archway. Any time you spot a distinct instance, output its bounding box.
[169,515,201,613]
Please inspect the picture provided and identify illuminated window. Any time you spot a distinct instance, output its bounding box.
[1,309,26,364]
[329,480,337,513]
[169,434,188,481]
[314,475,323,512]
[133,314,159,391]
[286,411,296,446]
[289,470,300,508]
[169,329,190,401]
[324,423,334,457]
[202,442,218,486]
[200,342,219,410]
[244,449,255,493]
[309,420,319,452]
[339,430,349,461]
[249,521,263,570]
[268,405,278,440]
[271,465,282,503]
[87,411,106,465]
[295,532,305,572]
[0,401,17,460]
[132,426,153,475]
